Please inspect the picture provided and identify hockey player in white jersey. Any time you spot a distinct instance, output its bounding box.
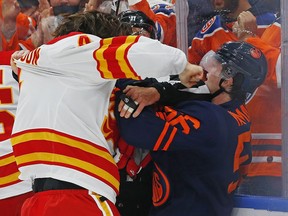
[0,51,34,216]
[10,10,203,216]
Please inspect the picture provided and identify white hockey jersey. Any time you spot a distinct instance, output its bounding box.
[11,33,187,203]
[0,65,32,199]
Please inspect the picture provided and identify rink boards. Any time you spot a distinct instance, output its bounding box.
[232,195,288,216]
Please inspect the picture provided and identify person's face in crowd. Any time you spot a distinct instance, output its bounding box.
[212,0,240,12]
[49,0,81,7]
[211,0,225,10]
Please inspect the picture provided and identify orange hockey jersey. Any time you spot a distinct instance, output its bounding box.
[245,21,281,177]
[188,12,277,64]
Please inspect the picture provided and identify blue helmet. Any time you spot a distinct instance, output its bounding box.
[215,41,268,98]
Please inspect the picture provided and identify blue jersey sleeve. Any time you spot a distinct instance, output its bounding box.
[116,98,232,155]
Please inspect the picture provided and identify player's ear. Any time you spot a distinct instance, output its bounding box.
[222,77,234,92]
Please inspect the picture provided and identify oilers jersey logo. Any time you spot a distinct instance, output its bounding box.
[151,4,175,16]
[201,16,216,34]
[250,47,262,59]
[152,163,170,207]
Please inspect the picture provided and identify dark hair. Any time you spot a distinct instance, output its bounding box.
[53,10,132,38]
[229,73,246,102]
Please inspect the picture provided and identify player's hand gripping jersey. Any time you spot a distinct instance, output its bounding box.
[11,33,187,203]
[0,51,32,199]
[116,98,252,216]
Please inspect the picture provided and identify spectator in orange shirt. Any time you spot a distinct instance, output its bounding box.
[187,0,277,65]
[0,0,41,51]
[0,0,22,50]
[232,11,282,196]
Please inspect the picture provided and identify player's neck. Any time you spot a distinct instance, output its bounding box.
[212,92,231,105]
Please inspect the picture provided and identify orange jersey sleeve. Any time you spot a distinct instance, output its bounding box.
[261,20,281,48]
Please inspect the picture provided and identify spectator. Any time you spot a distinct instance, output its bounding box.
[0,0,21,50]
[17,0,39,15]
[187,0,277,64]
[0,0,53,51]
[249,0,280,17]
[211,0,225,10]
[187,0,214,41]
[233,11,282,196]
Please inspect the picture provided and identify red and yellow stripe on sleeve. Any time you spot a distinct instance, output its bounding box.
[94,36,141,80]
[0,152,22,188]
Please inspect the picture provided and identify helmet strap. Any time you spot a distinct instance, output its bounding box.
[115,0,121,15]
[211,79,226,98]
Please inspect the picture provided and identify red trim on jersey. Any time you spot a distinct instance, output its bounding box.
[46,32,83,45]
[94,36,141,79]
[0,162,19,178]
[11,128,120,193]
[0,51,14,65]
[13,140,117,176]
[0,152,22,187]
